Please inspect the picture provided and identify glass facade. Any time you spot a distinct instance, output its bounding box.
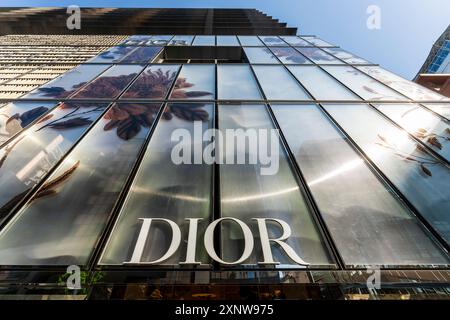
[0,31,450,299]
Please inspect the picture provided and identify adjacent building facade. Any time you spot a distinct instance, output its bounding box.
[0,8,449,300]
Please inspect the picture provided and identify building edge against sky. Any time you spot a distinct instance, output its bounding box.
[0,8,449,300]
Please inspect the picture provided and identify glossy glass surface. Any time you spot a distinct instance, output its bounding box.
[72,65,145,99]
[272,104,449,266]
[358,66,450,101]
[192,36,215,46]
[259,36,286,46]
[100,103,214,265]
[121,65,180,99]
[87,46,137,63]
[22,64,111,99]
[288,66,360,100]
[280,36,311,46]
[169,36,194,46]
[373,104,450,162]
[252,65,311,100]
[217,65,262,100]
[301,36,335,47]
[218,104,333,267]
[423,103,450,120]
[0,102,109,222]
[169,64,215,100]
[216,36,239,46]
[237,36,263,46]
[324,103,450,245]
[120,46,162,63]
[243,47,279,64]
[295,48,343,64]
[0,101,58,146]
[0,103,160,265]
[322,66,406,101]
[323,47,370,64]
[269,47,311,64]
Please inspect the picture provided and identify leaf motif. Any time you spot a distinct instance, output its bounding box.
[116,117,141,140]
[377,134,388,143]
[363,85,378,94]
[34,160,80,200]
[415,144,428,154]
[420,164,432,177]
[427,136,442,150]
[36,113,54,124]
[19,106,49,127]
[48,117,92,130]
[445,128,450,135]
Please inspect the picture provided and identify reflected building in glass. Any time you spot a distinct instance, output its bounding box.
[0,7,449,300]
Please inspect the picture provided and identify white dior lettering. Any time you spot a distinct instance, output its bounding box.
[124,217,309,266]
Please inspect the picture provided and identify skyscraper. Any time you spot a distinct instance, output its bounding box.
[0,8,449,300]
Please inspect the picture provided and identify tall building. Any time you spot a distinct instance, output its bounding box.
[415,25,450,97]
[0,8,449,300]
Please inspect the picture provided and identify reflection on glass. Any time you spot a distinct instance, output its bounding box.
[323,103,450,245]
[373,104,450,162]
[288,66,360,100]
[87,46,137,63]
[301,36,335,47]
[322,66,406,101]
[272,104,449,266]
[238,36,263,46]
[100,103,213,265]
[216,36,239,46]
[243,47,279,64]
[192,36,215,46]
[0,102,109,222]
[252,65,311,100]
[22,64,111,99]
[120,46,162,63]
[358,66,450,101]
[219,104,333,267]
[169,35,194,46]
[0,101,58,146]
[0,103,161,265]
[280,36,311,46]
[423,103,450,120]
[72,65,145,99]
[217,65,262,100]
[121,65,179,99]
[269,47,311,64]
[169,65,215,100]
[323,47,370,64]
[296,47,343,64]
[259,36,286,46]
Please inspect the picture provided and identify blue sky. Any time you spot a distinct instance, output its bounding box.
[2,0,450,79]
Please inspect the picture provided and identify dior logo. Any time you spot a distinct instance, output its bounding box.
[123,217,309,266]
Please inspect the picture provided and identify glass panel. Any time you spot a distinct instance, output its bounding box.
[269,47,311,64]
[216,36,239,46]
[22,64,110,99]
[272,104,449,266]
[259,36,286,46]
[169,64,215,100]
[238,36,263,46]
[219,104,333,267]
[323,103,450,245]
[0,103,160,265]
[87,46,137,63]
[121,65,179,99]
[296,48,343,64]
[322,66,406,101]
[148,35,173,46]
[71,64,144,99]
[0,101,58,146]
[323,47,370,64]
[358,66,450,101]
[217,65,262,100]
[192,36,215,46]
[243,47,280,64]
[423,103,450,120]
[252,65,311,100]
[169,35,194,46]
[301,36,335,47]
[280,36,311,46]
[288,66,360,100]
[100,103,214,265]
[373,104,450,162]
[0,102,109,222]
[119,46,162,63]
